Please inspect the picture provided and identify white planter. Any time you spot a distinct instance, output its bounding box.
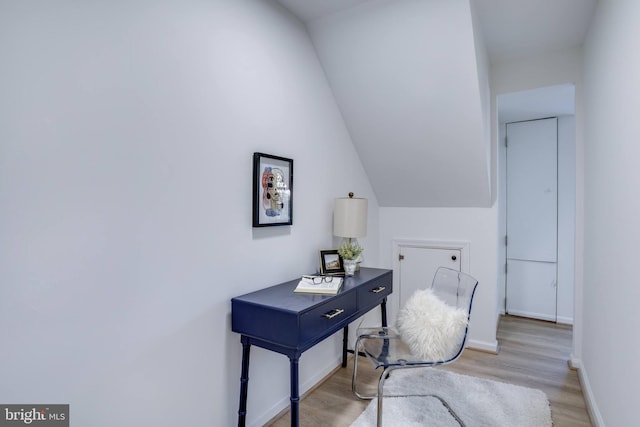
[343,259,357,276]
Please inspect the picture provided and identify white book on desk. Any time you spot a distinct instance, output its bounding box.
[294,276,343,295]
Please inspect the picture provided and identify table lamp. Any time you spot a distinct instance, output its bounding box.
[334,192,368,273]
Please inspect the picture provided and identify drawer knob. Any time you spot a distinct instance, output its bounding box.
[371,286,386,294]
[323,308,345,319]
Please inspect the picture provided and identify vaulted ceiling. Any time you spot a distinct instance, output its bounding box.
[276,0,597,207]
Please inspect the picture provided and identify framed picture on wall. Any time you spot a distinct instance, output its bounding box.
[252,152,293,227]
[320,250,344,275]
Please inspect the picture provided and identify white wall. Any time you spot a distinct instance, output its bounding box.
[582,1,640,425]
[379,208,499,352]
[0,1,378,426]
[469,0,493,200]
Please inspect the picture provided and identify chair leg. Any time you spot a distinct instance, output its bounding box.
[428,395,465,427]
[352,336,376,400]
[375,367,465,427]
[352,347,360,395]
[376,367,393,427]
[351,337,361,396]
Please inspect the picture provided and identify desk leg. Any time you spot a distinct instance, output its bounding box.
[289,356,300,427]
[238,336,251,427]
[342,325,349,367]
[381,297,388,327]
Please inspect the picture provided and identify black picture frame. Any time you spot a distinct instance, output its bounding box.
[253,152,293,227]
[320,250,344,276]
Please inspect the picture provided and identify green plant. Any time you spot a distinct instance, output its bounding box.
[338,240,364,260]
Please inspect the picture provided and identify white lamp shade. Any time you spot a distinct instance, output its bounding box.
[333,196,368,238]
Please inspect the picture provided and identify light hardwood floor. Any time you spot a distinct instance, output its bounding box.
[268,315,592,427]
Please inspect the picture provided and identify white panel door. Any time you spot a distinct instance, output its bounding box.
[398,246,461,309]
[506,118,558,321]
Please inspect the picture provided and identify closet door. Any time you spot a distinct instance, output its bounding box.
[398,246,460,309]
[506,118,558,321]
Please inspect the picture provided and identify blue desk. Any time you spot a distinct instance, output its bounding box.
[231,267,392,427]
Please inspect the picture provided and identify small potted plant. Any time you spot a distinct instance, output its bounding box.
[338,240,363,276]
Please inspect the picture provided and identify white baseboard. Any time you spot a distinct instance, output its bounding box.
[556,315,574,325]
[573,357,604,427]
[501,311,573,325]
[467,338,499,354]
[506,309,556,322]
[568,353,581,370]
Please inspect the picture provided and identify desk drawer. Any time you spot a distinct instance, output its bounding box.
[299,292,357,344]
[357,275,392,309]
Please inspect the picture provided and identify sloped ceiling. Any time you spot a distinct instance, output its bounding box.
[309,0,491,207]
[276,0,372,23]
[276,0,596,207]
[473,0,596,64]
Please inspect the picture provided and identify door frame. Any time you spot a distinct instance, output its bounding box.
[496,83,579,366]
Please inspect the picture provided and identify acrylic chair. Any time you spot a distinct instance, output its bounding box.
[352,266,479,427]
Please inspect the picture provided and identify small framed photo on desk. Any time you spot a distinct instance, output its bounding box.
[320,250,344,275]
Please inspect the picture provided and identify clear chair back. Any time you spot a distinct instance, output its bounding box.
[430,267,477,315]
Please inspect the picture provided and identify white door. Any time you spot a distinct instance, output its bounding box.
[506,118,558,321]
[398,246,461,309]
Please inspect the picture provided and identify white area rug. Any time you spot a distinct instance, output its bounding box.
[350,368,551,427]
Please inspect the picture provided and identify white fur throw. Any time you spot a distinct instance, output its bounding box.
[396,289,468,361]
